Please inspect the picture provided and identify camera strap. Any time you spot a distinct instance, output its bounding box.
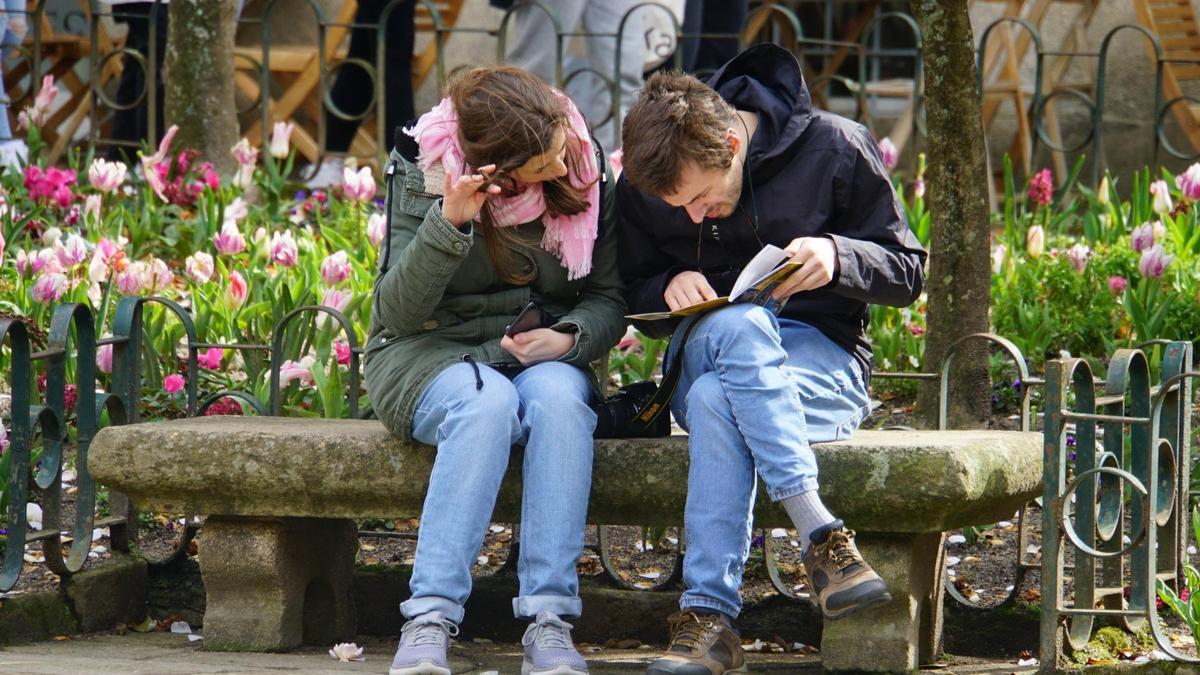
[631,317,704,430]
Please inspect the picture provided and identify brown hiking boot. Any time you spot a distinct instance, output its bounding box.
[802,522,892,620]
[645,610,747,674]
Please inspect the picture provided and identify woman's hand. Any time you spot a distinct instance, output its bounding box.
[501,328,576,365]
[442,164,501,229]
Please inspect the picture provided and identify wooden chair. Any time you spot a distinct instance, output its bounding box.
[1134,0,1200,155]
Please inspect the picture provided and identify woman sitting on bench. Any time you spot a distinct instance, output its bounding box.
[364,65,625,675]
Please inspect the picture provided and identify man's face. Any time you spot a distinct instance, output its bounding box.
[661,149,743,224]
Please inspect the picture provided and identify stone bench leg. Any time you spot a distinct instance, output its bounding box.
[820,532,946,672]
[198,516,358,651]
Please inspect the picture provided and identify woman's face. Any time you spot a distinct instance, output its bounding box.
[509,126,569,184]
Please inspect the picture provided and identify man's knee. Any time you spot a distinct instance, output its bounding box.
[697,304,779,342]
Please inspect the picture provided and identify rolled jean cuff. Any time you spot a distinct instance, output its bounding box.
[401,595,464,624]
[680,596,741,620]
[513,594,583,619]
[768,477,821,502]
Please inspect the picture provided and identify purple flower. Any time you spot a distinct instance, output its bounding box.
[1131,222,1155,253]
[1177,163,1200,200]
[1108,275,1128,294]
[1138,244,1174,279]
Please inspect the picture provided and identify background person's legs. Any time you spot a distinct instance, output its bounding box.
[107,1,168,162]
[578,0,643,153]
[0,0,27,169]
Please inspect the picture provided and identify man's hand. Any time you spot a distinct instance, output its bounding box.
[501,328,576,365]
[665,271,718,311]
[442,164,501,229]
[771,237,839,300]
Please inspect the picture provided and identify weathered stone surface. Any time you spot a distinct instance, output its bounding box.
[63,556,148,633]
[90,417,1041,532]
[0,591,77,645]
[821,533,946,672]
[198,517,356,651]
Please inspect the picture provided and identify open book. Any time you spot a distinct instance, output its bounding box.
[627,245,802,321]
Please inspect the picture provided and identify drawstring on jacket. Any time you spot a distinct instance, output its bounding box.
[461,354,483,390]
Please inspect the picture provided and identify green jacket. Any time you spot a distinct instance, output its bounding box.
[364,152,627,440]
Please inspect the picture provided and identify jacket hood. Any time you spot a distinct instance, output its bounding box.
[706,43,814,181]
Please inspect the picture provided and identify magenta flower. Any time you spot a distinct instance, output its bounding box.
[1177,163,1200,200]
[1138,244,1174,279]
[212,221,247,256]
[1066,243,1090,273]
[366,213,386,248]
[31,273,67,303]
[334,340,351,366]
[1027,168,1053,207]
[269,231,299,267]
[1131,222,1155,253]
[341,166,377,203]
[1108,275,1128,294]
[197,347,225,370]
[163,373,185,395]
[23,165,77,205]
[320,250,351,285]
[115,267,141,296]
[55,234,88,269]
[224,271,248,310]
[877,137,899,171]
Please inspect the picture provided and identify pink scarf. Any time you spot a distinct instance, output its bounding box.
[403,93,600,280]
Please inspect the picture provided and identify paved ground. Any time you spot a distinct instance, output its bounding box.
[0,632,1039,674]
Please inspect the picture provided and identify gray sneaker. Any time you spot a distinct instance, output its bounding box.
[521,611,589,675]
[389,611,458,675]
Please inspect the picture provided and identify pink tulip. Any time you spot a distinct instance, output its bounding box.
[84,194,102,224]
[36,247,63,275]
[224,271,248,310]
[877,137,899,171]
[19,74,57,128]
[991,243,1007,274]
[96,340,113,374]
[341,166,376,203]
[163,373,185,395]
[197,347,224,370]
[212,221,247,256]
[142,257,173,293]
[88,158,127,193]
[269,231,299,267]
[1177,163,1200,200]
[231,138,258,168]
[1108,275,1128,294]
[1138,244,1174,279]
[269,121,295,159]
[1027,168,1053,207]
[233,163,255,190]
[1150,179,1173,215]
[1131,222,1155,253]
[913,178,925,199]
[185,251,215,284]
[278,358,315,388]
[1153,220,1168,241]
[335,340,351,366]
[15,249,30,276]
[31,273,68,303]
[1067,243,1089,273]
[115,267,141,295]
[55,234,88,269]
[320,251,351,285]
[366,212,386,248]
[321,287,352,313]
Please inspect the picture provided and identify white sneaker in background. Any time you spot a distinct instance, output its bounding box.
[304,156,345,189]
[0,139,28,173]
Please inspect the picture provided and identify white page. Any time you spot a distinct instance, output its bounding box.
[730,245,790,298]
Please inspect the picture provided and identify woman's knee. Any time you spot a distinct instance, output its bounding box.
[424,363,521,430]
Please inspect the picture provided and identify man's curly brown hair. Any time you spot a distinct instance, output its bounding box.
[620,71,737,196]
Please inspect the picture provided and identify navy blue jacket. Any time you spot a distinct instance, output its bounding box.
[615,43,927,376]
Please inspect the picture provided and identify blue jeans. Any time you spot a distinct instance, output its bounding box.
[668,304,871,617]
[401,360,596,623]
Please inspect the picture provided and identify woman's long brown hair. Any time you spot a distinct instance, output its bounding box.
[446,66,594,284]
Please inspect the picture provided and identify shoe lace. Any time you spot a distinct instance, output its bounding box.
[522,616,576,651]
[401,616,459,647]
[666,612,716,651]
[822,528,860,572]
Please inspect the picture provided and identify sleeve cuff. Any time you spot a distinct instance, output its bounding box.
[827,233,854,290]
[553,320,586,363]
[422,200,473,256]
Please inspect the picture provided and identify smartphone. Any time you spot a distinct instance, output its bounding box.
[505,301,547,338]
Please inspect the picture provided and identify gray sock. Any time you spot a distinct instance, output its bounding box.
[781,490,837,551]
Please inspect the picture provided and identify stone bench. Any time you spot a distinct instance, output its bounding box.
[89,416,1041,672]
